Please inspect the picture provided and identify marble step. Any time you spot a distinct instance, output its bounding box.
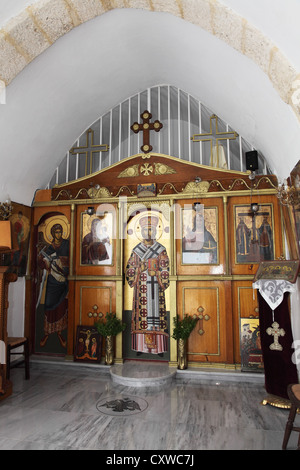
[110,360,177,387]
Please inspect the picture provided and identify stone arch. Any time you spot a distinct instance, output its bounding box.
[0,0,299,120]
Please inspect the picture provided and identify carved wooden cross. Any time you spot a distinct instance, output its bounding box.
[70,128,109,176]
[191,114,238,167]
[131,110,163,154]
[266,321,285,351]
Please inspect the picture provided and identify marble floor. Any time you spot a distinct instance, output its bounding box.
[0,359,299,451]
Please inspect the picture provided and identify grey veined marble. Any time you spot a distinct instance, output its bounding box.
[0,359,298,450]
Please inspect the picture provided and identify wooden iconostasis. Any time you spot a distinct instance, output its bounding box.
[27,153,298,370]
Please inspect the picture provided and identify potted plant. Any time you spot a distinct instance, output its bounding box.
[94,312,126,365]
[172,314,199,370]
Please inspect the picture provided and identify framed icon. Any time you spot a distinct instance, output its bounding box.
[234,204,274,264]
[74,326,103,363]
[81,211,113,265]
[181,206,218,265]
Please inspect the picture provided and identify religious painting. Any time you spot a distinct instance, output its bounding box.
[35,214,70,355]
[240,318,263,372]
[234,204,274,264]
[81,211,113,265]
[137,183,156,197]
[74,326,103,363]
[124,209,170,361]
[2,202,31,277]
[290,160,300,257]
[294,207,300,256]
[181,205,218,265]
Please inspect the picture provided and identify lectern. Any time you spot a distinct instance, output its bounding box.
[0,266,17,400]
[253,260,300,408]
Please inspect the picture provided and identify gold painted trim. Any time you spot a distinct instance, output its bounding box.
[33,187,278,208]
[70,203,75,277]
[185,362,239,370]
[182,286,220,356]
[223,196,229,275]
[176,275,255,281]
[69,275,122,281]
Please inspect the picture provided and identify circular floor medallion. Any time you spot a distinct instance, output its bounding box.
[96,395,148,416]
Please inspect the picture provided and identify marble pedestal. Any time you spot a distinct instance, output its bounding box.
[110,361,177,387]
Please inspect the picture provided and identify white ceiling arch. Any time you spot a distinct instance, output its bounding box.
[0,1,299,205]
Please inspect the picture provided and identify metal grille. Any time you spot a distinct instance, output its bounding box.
[48,85,270,188]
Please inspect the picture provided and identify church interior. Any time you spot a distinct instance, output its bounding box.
[0,0,300,451]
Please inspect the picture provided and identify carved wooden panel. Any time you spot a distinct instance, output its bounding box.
[177,281,232,364]
[74,281,116,333]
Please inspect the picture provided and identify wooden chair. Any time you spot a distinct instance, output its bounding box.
[282,384,300,450]
[6,337,30,380]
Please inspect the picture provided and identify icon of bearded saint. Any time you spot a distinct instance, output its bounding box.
[125,215,169,356]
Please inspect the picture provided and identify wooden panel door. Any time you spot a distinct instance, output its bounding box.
[177,280,233,365]
[74,280,116,335]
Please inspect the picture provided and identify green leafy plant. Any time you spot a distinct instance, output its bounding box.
[94,312,126,337]
[172,314,199,341]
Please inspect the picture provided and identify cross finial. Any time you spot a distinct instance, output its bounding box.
[70,128,109,176]
[131,110,163,154]
[191,114,238,168]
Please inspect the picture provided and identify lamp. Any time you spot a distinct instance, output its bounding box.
[250,202,259,213]
[0,220,12,251]
[276,179,300,206]
[0,195,12,220]
[87,206,95,215]
[193,177,203,212]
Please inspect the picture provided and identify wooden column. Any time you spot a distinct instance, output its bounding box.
[0,266,17,401]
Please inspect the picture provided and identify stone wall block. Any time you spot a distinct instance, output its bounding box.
[269,48,298,104]
[181,0,213,34]
[212,2,243,52]
[243,22,273,76]
[5,10,50,61]
[151,0,182,17]
[30,0,75,43]
[0,32,28,84]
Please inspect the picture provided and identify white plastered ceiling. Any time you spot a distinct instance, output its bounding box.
[0,0,299,205]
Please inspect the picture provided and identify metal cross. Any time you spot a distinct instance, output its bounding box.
[266,321,285,351]
[191,114,238,167]
[70,128,109,176]
[131,110,163,154]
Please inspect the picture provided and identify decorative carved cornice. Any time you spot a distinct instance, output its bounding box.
[117,162,176,178]
[52,175,277,201]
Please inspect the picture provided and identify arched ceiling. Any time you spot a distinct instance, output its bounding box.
[0,0,299,205]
